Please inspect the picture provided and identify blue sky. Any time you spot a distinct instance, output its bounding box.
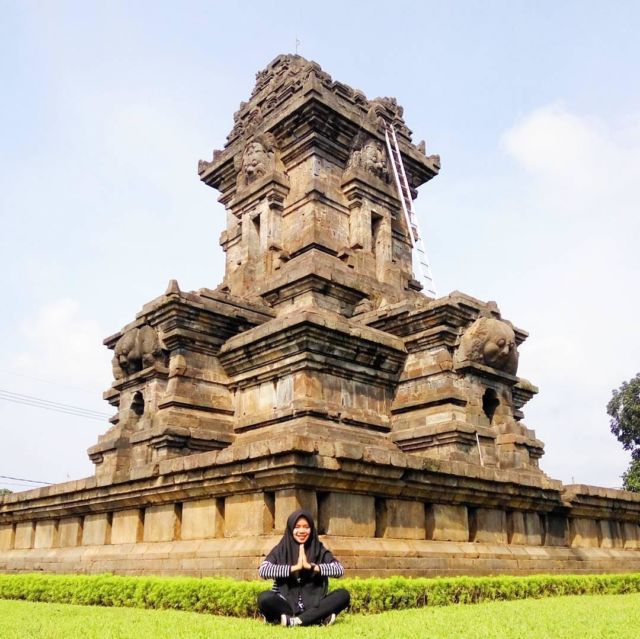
[1,1,638,491]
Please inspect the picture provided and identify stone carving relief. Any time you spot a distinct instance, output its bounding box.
[367,97,411,138]
[226,57,332,144]
[416,140,441,169]
[197,149,222,176]
[368,97,403,124]
[346,135,389,181]
[112,325,167,380]
[228,105,266,144]
[454,317,519,375]
[251,55,331,100]
[234,133,277,189]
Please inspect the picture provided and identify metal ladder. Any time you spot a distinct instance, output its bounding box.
[383,122,437,297]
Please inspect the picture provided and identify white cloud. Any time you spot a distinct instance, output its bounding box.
[500,104,640,487]
[502,104,604,183]
[501,103,640,215]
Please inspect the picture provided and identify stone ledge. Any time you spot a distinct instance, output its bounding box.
[1,438,570,522]
[2,537,640,579]
[220,308,406,360]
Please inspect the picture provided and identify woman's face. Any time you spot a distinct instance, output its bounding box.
[292,517,311,544]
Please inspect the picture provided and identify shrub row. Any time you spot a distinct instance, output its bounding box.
[341,573,640,614]
[1,572,640,617]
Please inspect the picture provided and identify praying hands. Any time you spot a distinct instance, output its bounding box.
[291,544,320,573]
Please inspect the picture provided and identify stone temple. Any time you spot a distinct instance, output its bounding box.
[2,55,640,577]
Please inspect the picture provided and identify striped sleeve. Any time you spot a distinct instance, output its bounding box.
[259,560,291,579]
[318,560,344,578]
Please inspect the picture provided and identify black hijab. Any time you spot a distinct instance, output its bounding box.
[266,509,335,566]
[265,509,336,610]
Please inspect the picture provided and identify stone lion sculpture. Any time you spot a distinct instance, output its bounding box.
[112,325,166,380]
[454,317,519,375]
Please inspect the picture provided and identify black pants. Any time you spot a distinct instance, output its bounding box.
[257,588,350,626]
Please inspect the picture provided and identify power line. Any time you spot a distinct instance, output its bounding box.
[0,474,53,485]
[0,389,108,416]
[0,369,98,395]
[0,392,108,420]
[0,388,110,421]
[0,480,42,489]
[0,397,107,421]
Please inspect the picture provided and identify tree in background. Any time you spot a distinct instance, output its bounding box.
[621,459,640,493]
[608,372,640,492]
[0,488,12,496]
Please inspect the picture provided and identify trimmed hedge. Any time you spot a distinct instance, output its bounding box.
[1,573,640,617]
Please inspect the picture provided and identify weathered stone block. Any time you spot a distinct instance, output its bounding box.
[473,508,507,544]
[523,512,543,546]
[545,514,568,546]
[111,509,144,544]
[83,513,112,546]
[0,523,15,551]
[509,511,543,545]
[377,499,425,539]
[34,520,58,549]
[622,522,640,550]
[599,520,623,549]
[14,522,35,549]
[508,511,526,545]
[182,498,223,540]
[569,518,600,548]
[274,489,317,532]
[58,517,83,547]
[426,504,469,542]
[143,504,180,542]
[319,493,375,537]
[225,493,274,537]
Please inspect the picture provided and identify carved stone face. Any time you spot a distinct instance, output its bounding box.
[482,322,517,371]
[454,317,519,375]
[242,141,269,181]
[362,141,387,177]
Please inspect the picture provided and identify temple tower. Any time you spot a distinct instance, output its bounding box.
[90,55,542,482]
[3,56,640,579]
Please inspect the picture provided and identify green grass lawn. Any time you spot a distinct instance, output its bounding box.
[1,593,639,639]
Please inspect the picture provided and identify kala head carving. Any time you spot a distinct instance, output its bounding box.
[362,140,388,180]
[347,136,389,181]
[454,317,519,375]
[236,133,277,188]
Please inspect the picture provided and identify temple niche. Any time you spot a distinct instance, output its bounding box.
[2,54,640,578]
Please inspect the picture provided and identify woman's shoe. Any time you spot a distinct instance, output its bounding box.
[321,613,336,626]
[280,614,302,627]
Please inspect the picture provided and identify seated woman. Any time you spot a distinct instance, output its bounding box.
[257,509,350,627]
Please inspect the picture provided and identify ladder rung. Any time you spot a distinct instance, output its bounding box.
[383,121,437,297]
